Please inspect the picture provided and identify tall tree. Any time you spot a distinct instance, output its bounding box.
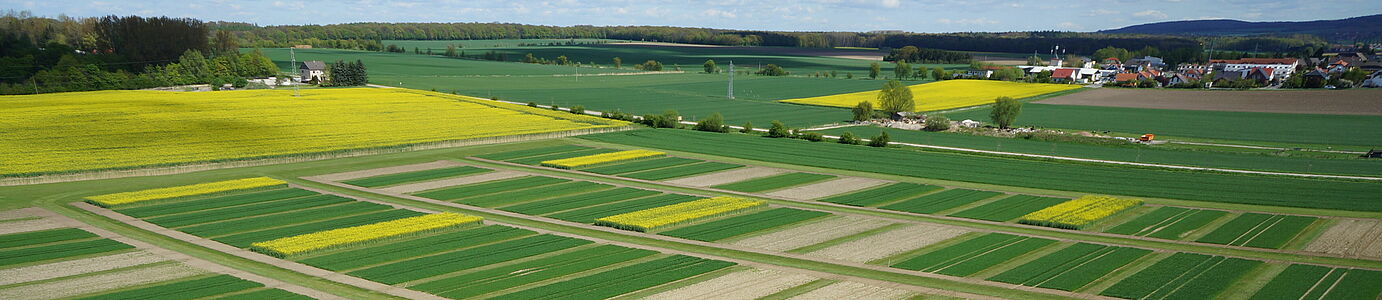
[211,30,238,57]
[894,61,911,79]
[876,80,914,114]
[851,101,873,122]
[869,62,880,79]
[703,59,717,73]
[612,57,622,68]
[990,96,1022,129]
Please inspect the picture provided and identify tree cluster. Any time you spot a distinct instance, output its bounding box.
[325,60,367,86]
[883,46,972,64]
[755,64,787,76]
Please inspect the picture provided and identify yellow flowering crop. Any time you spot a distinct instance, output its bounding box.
[0,88,628,177]
[85,177,286,208]
[249,213,483,258]
[595,196,765,232]
[540,149,666,169]
[1018,195,1142,229]
[779,79,1081,112]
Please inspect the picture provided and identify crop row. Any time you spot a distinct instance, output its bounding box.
[508,148,620,165]
[0,228,96,249]
[1104,207,1228,240]
[1018,195,1142,230]
[818,182,942,207]
[180,202,391,237]
[348,234,593,284]
[299,225,533,271]
[988,243,1151,291]
[456,181,613,208]
[116,188,317,218]
[891,233,1055,277]
[74,275,265,300]
[145,194,351,228]
[474,145,594,161]
[489,255,735,300]
[1195,213,1317,249]
[342,166,491,188]
[413,245,658,299]
[710,173,837,193]
[879,189,1004,214]
[0,238,134,268]
[659,208,831,242]
[412,176,569,200]
[549,194,701,224]
[582,157,701,175]
[85,177,287,208]
[595,196,765,232]
[948,195,1069,222]
[501,188,662,215]
[249,213,483,258]
[540,149,666,169]
[620,162,744,180]
[217,288,313,300]
[1250,264,1382,300]
[1099,252,1262,300]
[214,209,424,247]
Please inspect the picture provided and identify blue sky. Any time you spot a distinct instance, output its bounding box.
[4,0,1379,32]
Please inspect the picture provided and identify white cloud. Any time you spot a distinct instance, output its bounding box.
[881,0,900,8]
[1132,10,1168,19]
[936,17,998,25]
[1087,9,1118,16]
[702,9,737,18]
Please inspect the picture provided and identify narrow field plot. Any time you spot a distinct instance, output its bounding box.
[499,187,661,215]
[948,195,1069,222]
[879,189,1004,214]
[76,274,265,300]
[0,228,97,248]
[455,181,614,208]
[297,225,535,271]
[180,202,392,237]
[549,194,701,224]
[1249,264,1382,300]
[474,145,593,161]
[1099,252,1262,300]
[377,170,526,194]
[1104,207,1228,240]
[1195,213,1317,249]
[817,182,942,207]
[489,255,735,300]
[730,216,895,252]
[411,176,570,200]
[779,79,1081,112]
[83,177,286,208]
[145,193,354,228]
[506,148,621,165]
[0,219,56,235]
[622,162,744,180]
[1304,219,1382,258]
[341,166,491,188]
[114,188,318,218]
[805,224,968,263]
[1018,195,1142,230]
[0,210,29,221]
[665,167,786,187]
[347,234,592,284]
[0,251,167,286]
[413,245,657,299]
[213,209,425,247]
[711,173,837,193]
[660,208,830,242]
[248,212,483,258]
[0,263,204,300]
[0,238,135,268]
[309,161,460,182]
[581,157,701,175]
[764,177,892,200]
[645,268,816,300]
[988,243,1152,291]
[789,281,916,300]
[540,149,666,169]
[891,233,1056,277]
[595,196,764,232]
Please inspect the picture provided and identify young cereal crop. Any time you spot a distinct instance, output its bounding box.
[595,196,766,232]
[1249,264,1382,300]
[817,183,942,207]
[659,208,831,242]
[1099,252,1263,300]
[1195,213,1318,249]
[540,149,667,169]
[249,213,483,258]
[779,80,1081,112]
[988,243,1152,291]
[341,166,491,188]
[878,189,1003,214]
[891,233,1055,277]
[949,195,1070,222]
[1104,207,1228,240]
[84,177,286,208]
[1018,195,1142,229]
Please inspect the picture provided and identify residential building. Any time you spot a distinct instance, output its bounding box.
[1210,58,1299,80]
[1362,70,1382,88]
[300,61,327,83]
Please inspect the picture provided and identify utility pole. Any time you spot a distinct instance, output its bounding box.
[727,61,735,99]
[290,47,300,97]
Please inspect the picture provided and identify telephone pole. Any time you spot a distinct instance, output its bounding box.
[727,61,735,99]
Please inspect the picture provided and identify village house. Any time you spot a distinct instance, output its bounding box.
[299,61,327,83]
[1363,70,1382,87]
[1210,58,1299,80]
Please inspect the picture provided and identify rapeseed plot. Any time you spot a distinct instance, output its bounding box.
[84,177,286,208]
[540,149,666,169]
[1018,195,1142,229]
[249,213,483,258]
[0,88,628,177]
[779,80,1080,112]
[595,196,765,232]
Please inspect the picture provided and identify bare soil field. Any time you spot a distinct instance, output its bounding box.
[665,167,786,187]
[645,268,816,300]
[790,281,917,300]
[1037,88,1382,115]
[730,216,895,251]
[1305,219,1382,258]
[804,224,968,263]
[766,177,892,200]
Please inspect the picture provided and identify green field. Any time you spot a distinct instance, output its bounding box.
[817,182,942,207]
[659,208,830,242]
[622,162,744,180]
[710,173,837,193]
[1249,264,1382,300]
[581,157,701,175]
[892,233,1055,277]
[1194,213,1317,249]
[580,129,1382,212]
[989,243,1151,291]
[1104,207,1228,240]
[455,181,613,207]
[397,42,931,74]
[949,195,1069,222]
[341,166,491,187]
[383,39,628,49]
[812,127,1382,176]
[1099,253,1262,300]
[412,176,570,200]
[942,103,1382,147]
[878,189,1003,214]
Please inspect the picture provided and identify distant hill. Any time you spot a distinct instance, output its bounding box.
[1101,14,1382,42]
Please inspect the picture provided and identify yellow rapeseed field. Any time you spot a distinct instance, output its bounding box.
[595,196,765,232]
[250,213,483,257]
[84,177,286,208]
[0,88,628,176]
[540,149,666,169]
[1018,195,1142,229]
[779,79,1081,112]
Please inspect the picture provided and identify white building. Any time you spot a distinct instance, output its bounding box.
[300,61,327,83]
[1210,58,1299,80]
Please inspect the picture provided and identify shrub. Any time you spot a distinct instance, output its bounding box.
[851,101,874,122]
[837,132,861,145]
[924,115,951,131]
[868,131,891,147]
[801,132,824,142]
[658,110,681,128]
[569,105,585,115]
[767,120,790,138]
[232,77,249,88]
[527,102,538,107]
[756,64,788,76]
[694,112,727,132]
[740,121,754,133]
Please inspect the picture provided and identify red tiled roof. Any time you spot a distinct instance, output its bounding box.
[1051,68,1077,79]
[1114,73,1140,82]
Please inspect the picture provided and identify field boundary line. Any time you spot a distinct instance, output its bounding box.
[464,157,1382,270]
[26,206,345,300]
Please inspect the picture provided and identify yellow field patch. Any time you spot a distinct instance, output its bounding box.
[779,80,1081,112]
[0,88,628,176]
[85,177,286,208]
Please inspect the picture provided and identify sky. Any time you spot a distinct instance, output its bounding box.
[4,0,1379,32]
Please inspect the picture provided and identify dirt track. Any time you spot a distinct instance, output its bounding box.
[1037,88,1382,115]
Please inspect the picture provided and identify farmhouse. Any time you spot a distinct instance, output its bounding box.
[1363,70,1382,88]
[1210,58,1299,80]
[300,61,327,83]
